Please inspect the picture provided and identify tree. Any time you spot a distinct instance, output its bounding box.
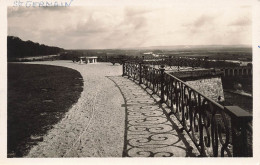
[7,36,64,61]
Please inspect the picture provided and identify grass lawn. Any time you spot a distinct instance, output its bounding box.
[8,63,83,157]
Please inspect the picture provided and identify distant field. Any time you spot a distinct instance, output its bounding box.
[65,45,252,61]
[8,63,83,157]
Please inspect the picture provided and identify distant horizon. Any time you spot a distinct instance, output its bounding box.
[66,44,252,51]
[8,34,252,51]
[10,34,252,51]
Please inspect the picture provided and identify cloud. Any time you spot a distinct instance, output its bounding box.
[181,14,216,35]
[124,7,154,17]
[229,17,251,26]
[7,5,252,49]
[192,15,216,27]
[121,7,148,31]
[74,13,116,34]
[8,7,32,17]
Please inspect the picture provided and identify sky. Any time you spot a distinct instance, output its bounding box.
[7,1,252,49]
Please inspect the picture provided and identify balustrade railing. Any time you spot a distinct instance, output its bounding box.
[122,61,252,157]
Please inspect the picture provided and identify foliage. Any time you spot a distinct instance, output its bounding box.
[7,36,64,61]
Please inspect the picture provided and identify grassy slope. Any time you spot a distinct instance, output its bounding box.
[8,63,83,157]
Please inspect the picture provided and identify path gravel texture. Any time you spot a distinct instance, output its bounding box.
[25,61,125,157]
[23,60,198,157]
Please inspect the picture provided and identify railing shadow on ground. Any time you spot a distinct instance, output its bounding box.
[107,76,199,157]
[122,60,252,157]
[130,77,199,157]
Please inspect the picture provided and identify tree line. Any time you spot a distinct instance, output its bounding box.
[7,36,64,61]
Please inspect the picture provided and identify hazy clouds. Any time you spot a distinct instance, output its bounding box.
[8,3,252,49]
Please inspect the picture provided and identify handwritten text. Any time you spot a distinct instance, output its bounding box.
[13,0,74,7]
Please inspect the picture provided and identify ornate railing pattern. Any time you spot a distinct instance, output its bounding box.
[122,61,252,157]
[141,65,161,96]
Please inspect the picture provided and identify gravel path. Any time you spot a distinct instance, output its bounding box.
[23,60,198,157]
[25,61,125,157]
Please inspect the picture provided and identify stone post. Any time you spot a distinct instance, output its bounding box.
[224,106,252,157]
[160,65,165,103]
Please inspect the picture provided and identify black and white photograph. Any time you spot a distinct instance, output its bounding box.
[0,0,260,163]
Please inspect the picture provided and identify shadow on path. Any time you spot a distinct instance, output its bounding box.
[107,76,199,157]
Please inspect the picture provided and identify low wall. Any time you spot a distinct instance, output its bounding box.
[185,77,225,102]
[169,69,225,102]
[170,69,223,80]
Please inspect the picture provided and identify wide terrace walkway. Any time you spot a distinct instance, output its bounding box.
[25,61,198,157]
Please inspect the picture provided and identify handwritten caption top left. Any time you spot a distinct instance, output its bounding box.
[13,0,74,7]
